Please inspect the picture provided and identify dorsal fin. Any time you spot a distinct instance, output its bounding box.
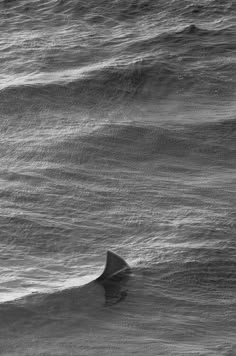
[97,251,130,282]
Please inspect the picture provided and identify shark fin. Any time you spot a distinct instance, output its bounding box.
[97,251,130,282]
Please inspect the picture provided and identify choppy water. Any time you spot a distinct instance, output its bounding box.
[0,0,236,355]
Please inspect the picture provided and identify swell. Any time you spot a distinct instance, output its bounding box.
[0,65,180,114]
[0,284,98,328]
[1,55,235,115]
[15,120,235,167]
[1,119,236,171]
[1,0,235,110]
[1,254,235,328]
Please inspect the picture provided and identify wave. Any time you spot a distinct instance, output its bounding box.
[0,265,130,327]
[0,64,181,114]
[1,252,235,330]
[1,119,235,168]
[1,57,235,116]
[26,119,235,167]
[0,283,101,329]
[1,0,235,109]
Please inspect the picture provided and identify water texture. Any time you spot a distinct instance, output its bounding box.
[0,0,236,355]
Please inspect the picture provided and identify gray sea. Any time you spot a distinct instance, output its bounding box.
[0,0,235,355]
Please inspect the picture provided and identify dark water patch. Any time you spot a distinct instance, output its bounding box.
[0,276,122,329]
[0,303,36,327]
[4,61,173,102]
[0,78,129,114]
[190,5,205,15]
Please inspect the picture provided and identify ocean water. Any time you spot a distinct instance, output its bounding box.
[0,0,236,355]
